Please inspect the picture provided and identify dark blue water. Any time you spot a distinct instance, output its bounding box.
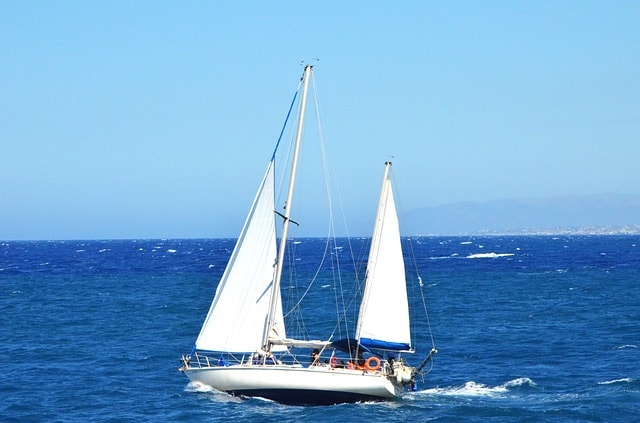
[1,236,639,421]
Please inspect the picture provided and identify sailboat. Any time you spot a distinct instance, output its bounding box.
[179,65,436,405]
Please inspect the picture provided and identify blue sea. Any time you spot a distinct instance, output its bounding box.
[1,236,639,421]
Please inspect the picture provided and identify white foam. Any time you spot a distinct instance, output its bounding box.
[503,377,537,388]
[598,378,635,385]
[184,382,244,403]
[418,378,536,398]
[614,344,638,349]
[184,381,214,392]
[467,252,515,259]
[460,241,473,245]
[167,249,177,253]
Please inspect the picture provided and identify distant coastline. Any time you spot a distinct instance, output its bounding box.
[429,225,640,237]
[405,193,640,237]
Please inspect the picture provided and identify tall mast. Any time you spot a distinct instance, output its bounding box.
[263,65,312,351]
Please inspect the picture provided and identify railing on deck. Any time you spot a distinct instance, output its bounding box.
[188,351,394,376]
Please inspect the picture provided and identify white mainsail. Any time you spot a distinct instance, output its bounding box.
[356,162,411,351]
[194,160,286,352]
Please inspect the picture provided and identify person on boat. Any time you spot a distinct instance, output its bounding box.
[330,356,338,368]
[310,349,320,366]
[217,355,228,367]
[355,350,366,369]
[386,353,395,375]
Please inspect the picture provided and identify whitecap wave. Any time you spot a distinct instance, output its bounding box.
[467,252,515,259]
[167,249,177,253]
[504,377,537,388]
[614,344,638,350]
[598,378,635,385]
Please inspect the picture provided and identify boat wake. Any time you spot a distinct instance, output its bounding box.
[415,378,537,398]
[184,381,214,393]
[184,382,246,403]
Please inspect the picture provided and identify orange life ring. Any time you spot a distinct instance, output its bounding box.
[365,356,381,371]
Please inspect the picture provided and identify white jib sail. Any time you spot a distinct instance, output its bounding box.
[356,163,411,350]
[195,160,287,352]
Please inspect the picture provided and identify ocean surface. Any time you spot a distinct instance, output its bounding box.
[1,236,639,422]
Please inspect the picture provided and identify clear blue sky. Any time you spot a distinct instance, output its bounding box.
[2,1,638,240]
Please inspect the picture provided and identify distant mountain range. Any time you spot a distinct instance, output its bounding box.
[404,193,640,235]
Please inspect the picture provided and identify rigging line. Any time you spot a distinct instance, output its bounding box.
[271,86,301,160]
[311,76,354,341]
[282,233,332,319]
[280,74,335,321]
[328,236,368,340]
[309,78,363,340]
[328,233,351,340]
[325,152,365,325]
[396,203,437,351]
[389,165,437,350]
[416,259,436,349]
[285,241,309,338]
[404,239,437,350]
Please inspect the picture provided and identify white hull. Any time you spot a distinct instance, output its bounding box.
[182,364,401,405]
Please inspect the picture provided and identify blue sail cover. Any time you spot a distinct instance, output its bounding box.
[359,337,411,351]
[330,338,371,356]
